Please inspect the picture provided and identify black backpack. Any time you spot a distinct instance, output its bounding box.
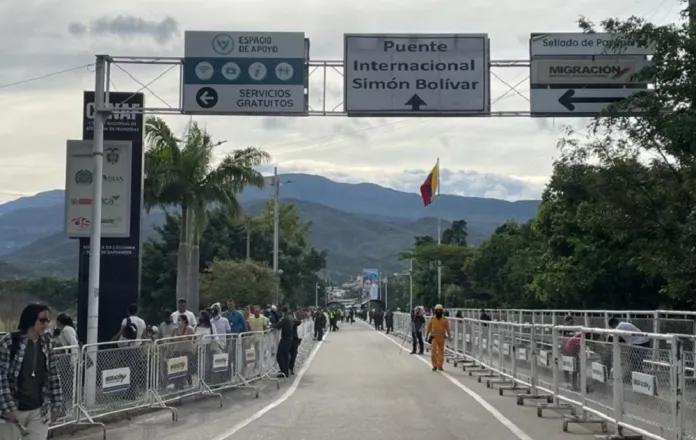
[123,317,138,340]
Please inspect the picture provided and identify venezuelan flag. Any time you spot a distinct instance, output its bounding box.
[419,162,439,207]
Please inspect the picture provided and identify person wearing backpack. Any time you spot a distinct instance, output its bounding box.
[0,304,63,440]
[110,304,147,400]
[112,304,146,347]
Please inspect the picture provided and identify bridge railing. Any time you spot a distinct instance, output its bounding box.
[392,313,692,440]
[7,320,316,435]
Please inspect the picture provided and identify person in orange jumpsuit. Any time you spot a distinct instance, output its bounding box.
[425,304,450,371]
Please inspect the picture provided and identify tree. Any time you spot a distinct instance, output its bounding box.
[140,205,327,319]
[200,259,277,307]
[468,221,543,308]
[456,6,696,311]
[144,117,270,310]
[553,7,696,307]
[0,277,78,330]
[399,221,476,307]
[253,201,327,306]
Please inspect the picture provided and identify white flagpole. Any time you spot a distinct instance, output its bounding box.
[436,158,442,304]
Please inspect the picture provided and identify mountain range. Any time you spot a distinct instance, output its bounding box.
[0,173,541,280]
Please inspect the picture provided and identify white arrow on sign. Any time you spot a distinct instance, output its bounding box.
[199,91,214,105]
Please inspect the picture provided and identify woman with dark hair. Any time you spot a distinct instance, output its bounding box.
[171,315,195,389]
[0,304,63,440]
[195,310,217,383]
[53,313,78,423]
[55,314,78,350]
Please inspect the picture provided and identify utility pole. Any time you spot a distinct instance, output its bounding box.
[245,216,251,260]
[272,166,279,304]
[85,54,107,407]
[384,277,389,310]
[315,282,319,307]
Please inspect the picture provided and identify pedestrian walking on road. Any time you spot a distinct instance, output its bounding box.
[425,304,450,371]
[272,307,294,378]
[410,306,425,355]
[314,310,326,341]
[385,309,394,334]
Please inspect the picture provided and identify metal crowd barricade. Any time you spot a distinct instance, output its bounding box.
[51,345,80,428]
[391,313,691,440]
[73,339,176,429]
[44,319,317,434]
[151,334,225,406]
[294,320,315,367]
[451,309,696,337]
[260,329,284,381]
[198,333,259,397]
[535,326,687,440]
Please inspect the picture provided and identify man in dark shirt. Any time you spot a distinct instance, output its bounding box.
[479,309,492,326]
[410,306,426,355]
[0,304,63,440]
[273,307,294,378]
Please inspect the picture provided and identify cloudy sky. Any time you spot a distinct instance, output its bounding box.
[0,0,681,204]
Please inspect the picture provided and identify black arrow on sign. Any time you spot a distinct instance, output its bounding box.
[558,89,625,111]
[405,94,427,111]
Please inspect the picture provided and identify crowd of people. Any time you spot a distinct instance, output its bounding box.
[0,299,341,440]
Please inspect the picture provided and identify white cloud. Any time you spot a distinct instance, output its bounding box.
[0,0,681,203]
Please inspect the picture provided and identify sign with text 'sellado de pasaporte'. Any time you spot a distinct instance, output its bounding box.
[529,32,652,117]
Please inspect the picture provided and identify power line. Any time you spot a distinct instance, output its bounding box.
[0,64,94,91]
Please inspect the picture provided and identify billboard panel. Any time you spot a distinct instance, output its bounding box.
[361,269,379,301]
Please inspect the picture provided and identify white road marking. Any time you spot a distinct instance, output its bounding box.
[368,322,535,440]
[211,333,327,440]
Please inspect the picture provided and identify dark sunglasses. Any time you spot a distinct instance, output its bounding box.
[38,318,51,324]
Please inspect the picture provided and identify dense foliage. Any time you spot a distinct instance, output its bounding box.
[389,7,696,310]
[0,277,77,331]
[140,203,326,323]
[144,117,269,309]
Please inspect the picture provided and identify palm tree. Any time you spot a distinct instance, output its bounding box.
[144,116,270,309]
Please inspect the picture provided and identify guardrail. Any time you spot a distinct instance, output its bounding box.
[392,313,693,440]
[21,319,316,437]
[450,309,696,336]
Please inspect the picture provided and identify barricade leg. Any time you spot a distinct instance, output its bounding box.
[472,326,499,382]
[195,343,224,407]
[514,326,552,404]
[537,328,574,416]
[559,334,607,433]
[257,331,284,388]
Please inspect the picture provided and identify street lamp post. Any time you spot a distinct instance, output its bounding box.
[394,258,414,312]
[271,167,293,305]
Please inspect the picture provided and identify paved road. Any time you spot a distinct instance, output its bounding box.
[67,322,609,440]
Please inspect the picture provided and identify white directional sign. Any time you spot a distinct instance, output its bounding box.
[530,88,640,115]
[529,32,652,117]
[344,34,490,116]
[183,31,307,115]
